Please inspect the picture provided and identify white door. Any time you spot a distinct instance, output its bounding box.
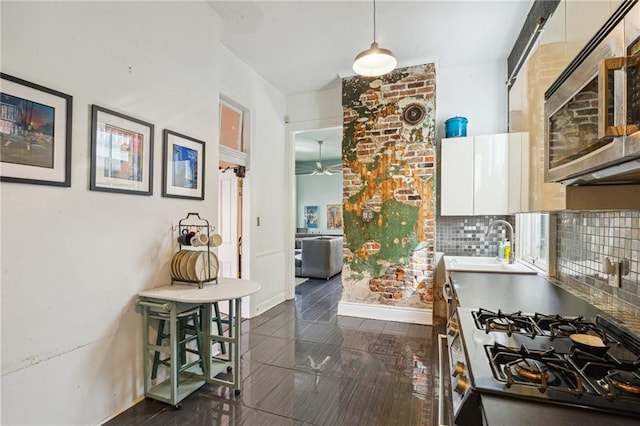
[218,169,239,278]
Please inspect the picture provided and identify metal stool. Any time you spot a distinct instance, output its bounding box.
[151,306,204,380]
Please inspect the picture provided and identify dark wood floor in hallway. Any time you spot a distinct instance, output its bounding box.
[106,275,436,425]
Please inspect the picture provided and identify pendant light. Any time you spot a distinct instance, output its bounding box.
[352,0,397,77]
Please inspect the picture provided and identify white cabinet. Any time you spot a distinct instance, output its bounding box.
[440,136,474,215]
[441,133,528,216]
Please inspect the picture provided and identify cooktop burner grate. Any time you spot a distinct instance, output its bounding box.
[487,343,589,395]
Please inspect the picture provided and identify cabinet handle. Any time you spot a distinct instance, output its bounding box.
[598,57,639,138]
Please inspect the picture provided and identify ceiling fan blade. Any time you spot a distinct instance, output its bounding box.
[324,170,333,175]
[316,161,323,169]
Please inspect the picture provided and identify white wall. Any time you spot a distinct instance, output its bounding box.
[286,60,509,141]
[286,86,342,126]
[1,2,286,424]
[436,60,508,139]
[296,174,343,234]
[218,46,288,316]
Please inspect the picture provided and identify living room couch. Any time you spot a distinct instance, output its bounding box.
[294,234,343,279]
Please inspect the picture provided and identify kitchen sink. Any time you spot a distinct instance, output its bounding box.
[443,256,537,274]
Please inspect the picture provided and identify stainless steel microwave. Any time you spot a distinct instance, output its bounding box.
[544,0,640,185]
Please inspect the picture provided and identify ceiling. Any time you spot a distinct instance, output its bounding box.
[207,0,534,162]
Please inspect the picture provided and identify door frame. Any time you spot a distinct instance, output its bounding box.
[286,117,342,300]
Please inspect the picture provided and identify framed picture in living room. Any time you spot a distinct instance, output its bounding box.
[327,204,342,229]
[304,205,318,228]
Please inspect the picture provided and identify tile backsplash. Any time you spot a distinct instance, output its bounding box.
[436,215,515,256]
[556,211,640,309]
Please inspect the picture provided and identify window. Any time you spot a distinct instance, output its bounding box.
[219,100,243,151]
[516,213,554,274]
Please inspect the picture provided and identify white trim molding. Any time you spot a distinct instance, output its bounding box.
[219,145,248,167]
[254,291,286,318]
[337,301,433,325]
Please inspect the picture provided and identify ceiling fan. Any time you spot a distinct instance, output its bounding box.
[298,141,342,175]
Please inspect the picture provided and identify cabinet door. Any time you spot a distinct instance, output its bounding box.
[441,137,474,215]
[508,133,528,213]
[474,134,509,215]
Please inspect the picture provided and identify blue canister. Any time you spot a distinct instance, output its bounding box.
[445,116,468,138]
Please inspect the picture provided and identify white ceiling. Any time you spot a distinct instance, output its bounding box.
[207,0,534,161]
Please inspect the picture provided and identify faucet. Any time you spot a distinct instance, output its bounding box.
[485,220,514,264]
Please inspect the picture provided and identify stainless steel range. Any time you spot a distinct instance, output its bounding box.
[447,307,640,425]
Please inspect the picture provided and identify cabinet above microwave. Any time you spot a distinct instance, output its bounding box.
[544,0,640,185]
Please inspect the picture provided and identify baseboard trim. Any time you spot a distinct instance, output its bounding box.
[337,301,433,325]
[253,291,286,317]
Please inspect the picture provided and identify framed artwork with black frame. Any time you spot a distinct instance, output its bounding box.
[162,129,205,200]
[0,73,73,187]
[90,105,154,195]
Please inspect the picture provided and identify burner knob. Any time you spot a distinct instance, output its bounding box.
[454,375,469,395]
[451,361,465,377]
[447,323,458,336]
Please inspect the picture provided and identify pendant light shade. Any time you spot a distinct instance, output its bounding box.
[353,42,397,77]
[352,0,396,77]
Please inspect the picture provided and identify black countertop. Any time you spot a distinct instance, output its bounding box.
[450,271,603,317]
[481,395,640,426]
[449,271,639,426]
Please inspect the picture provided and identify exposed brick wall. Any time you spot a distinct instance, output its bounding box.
[341,64,436,310]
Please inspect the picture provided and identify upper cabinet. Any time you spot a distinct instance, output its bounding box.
[441,133,528,216]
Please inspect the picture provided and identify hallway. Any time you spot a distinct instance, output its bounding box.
[107,276,435,425]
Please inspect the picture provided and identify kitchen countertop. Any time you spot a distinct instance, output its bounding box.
[449,271,603,316]
[449,271,640,426]
[481,395,640,426]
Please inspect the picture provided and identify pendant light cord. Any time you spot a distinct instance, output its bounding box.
[373,0,377,42]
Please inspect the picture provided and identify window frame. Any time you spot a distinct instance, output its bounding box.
[516,213,555,276]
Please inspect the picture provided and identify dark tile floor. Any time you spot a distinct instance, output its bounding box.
[107,275,436,425]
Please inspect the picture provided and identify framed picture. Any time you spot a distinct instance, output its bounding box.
[90,105,154,195]
[162,129,205,200]
[327,204,343,229]
[0,73,72,187]
[304,205,318,228]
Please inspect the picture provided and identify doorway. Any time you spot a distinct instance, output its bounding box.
[218,168,242,278]
[218,96,250,314]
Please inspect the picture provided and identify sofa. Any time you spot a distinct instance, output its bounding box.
[294,234,343,279]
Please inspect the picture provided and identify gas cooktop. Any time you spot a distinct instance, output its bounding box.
[457,307,640,417]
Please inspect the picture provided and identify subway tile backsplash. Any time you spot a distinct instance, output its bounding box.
[556,211,640,309]
[436,215,515,256]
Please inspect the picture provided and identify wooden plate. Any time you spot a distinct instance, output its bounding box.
[170,251,185,280]
[194,251,218,281]
[173,250,190,280]
[179,251,195,281]
[185,251,202,281]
